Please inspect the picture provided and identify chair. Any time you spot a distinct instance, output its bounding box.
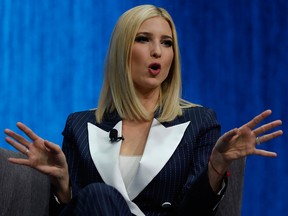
[0,148,50,216]
[0,147,245,216]
[215,158,246,216]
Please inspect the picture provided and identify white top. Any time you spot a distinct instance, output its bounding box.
[88,119,190,216]
[119,155,142,193]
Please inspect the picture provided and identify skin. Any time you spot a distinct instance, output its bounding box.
[4,17,283,203]
[130,17,174,101]
[121,17,174,156]
[208,109,282,191]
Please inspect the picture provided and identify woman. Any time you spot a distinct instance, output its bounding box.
[4,5,282,216]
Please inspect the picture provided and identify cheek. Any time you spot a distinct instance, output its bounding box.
[169,50,174,62]
[165,52,174,70]
[131,47,145,66]
[162,53,174,80]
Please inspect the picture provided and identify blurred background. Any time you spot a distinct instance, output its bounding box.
[0,0,287,215]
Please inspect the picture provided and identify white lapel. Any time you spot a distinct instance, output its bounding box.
[87,119,190,215]
[127,119,190,200]
[88,122,145,216]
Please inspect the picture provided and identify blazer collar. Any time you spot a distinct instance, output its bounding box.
[88,118,190,215]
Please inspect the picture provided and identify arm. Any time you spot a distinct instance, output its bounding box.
[61,113,83,196]
[175,108,224,215]
[176,109,282,215]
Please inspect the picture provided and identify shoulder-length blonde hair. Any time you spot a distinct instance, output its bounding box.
[96,5,195,123]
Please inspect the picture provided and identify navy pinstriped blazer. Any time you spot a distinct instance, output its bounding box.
[60,106,225,216]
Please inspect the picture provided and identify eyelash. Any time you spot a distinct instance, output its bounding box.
[135,36,173,47]
[135,36,149,43]
[162,40,173,47]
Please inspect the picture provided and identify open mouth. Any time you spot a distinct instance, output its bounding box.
[149,63,161,70]
[148,63,161,75]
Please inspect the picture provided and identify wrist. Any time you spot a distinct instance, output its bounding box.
[210,150,231,173]
[51,169,71,203]
[52,182,71,204]
[209,156,231,177]
[208,154,231,192]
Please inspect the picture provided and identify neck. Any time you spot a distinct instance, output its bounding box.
[136,88,160,115]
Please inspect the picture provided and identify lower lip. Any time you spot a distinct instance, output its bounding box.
[148,68,161,76]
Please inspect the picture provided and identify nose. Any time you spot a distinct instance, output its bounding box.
[150,42,161,58]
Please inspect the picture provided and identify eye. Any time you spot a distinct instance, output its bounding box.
[161,39,173,47]
[135,35,149,43]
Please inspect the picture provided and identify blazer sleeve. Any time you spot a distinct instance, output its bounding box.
[175,108,227,216]
[60,112,84,196]
[60,111,103,196]
[49,113,82,215]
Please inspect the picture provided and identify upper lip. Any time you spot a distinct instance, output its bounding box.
[148,63,161,70]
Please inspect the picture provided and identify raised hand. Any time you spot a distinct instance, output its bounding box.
[215,109,282,162]
[211,109,283,173]
[4,122,71,202]
[208,110,283,192]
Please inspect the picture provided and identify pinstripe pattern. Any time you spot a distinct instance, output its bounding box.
[60,183,132,216]
[58,106,223,215]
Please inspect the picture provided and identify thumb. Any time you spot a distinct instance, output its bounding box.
[44,140,62,154]
[221,128,238,143]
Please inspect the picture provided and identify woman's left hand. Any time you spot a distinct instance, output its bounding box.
[211,109,283,172]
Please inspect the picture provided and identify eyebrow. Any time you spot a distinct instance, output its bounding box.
[136,32,173,40]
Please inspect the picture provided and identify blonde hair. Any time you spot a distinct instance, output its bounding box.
[96,5,195,123]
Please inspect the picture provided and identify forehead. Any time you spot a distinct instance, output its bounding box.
[137,17,172,35]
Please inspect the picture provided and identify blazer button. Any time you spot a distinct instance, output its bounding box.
[161,202,172,208]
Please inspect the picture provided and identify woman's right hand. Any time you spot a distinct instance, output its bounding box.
[4,122,71,203]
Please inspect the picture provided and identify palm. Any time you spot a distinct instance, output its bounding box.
[216,126,257,161]
[29,139,66,176]
[4,122,67,179]
[213,110,282,164]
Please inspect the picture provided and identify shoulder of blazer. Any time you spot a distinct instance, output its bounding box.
[64,106,218,132]
[64,109,121,134]
[161,106,219,128]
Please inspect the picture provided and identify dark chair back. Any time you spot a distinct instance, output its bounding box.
[0,148,50,216]
[216,158,246,216]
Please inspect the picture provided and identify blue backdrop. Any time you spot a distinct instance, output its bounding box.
[1,0,287,215]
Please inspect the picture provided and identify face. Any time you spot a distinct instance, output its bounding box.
[130,17,174,95]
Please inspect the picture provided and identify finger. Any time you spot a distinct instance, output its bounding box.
[8,157,31,166]
[221,128,238,143]
[5,136,30,155]
[4,128,31,148]
[253,120,282,136]
[16,122,39,142]
[254,149,277,157]
[256,130,283,144]
[245,109,272,129]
